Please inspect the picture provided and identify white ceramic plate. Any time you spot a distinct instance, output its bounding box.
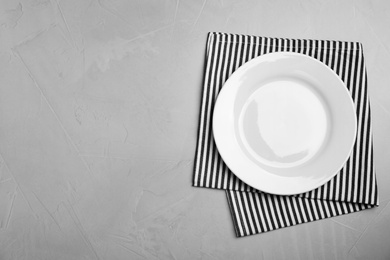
[213,52,357,195]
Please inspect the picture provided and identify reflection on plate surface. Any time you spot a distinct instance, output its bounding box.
[239,79,328,168]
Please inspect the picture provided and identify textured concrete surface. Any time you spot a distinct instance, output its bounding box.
[0,0,390,259]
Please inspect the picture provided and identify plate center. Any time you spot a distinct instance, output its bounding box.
[239,79,328,168]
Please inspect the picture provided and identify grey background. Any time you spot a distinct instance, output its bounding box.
[0,0,390,259]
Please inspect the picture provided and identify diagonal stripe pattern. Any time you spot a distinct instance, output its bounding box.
[193,32,378,237]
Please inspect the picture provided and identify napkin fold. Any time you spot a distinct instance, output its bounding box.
[193,32,379,237]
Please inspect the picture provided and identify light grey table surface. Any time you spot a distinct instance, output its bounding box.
[0,0,390,259]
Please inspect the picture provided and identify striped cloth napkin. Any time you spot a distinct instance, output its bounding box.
[193,32,379,237]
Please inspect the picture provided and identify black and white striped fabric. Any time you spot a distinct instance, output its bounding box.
[193,32,379,237]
